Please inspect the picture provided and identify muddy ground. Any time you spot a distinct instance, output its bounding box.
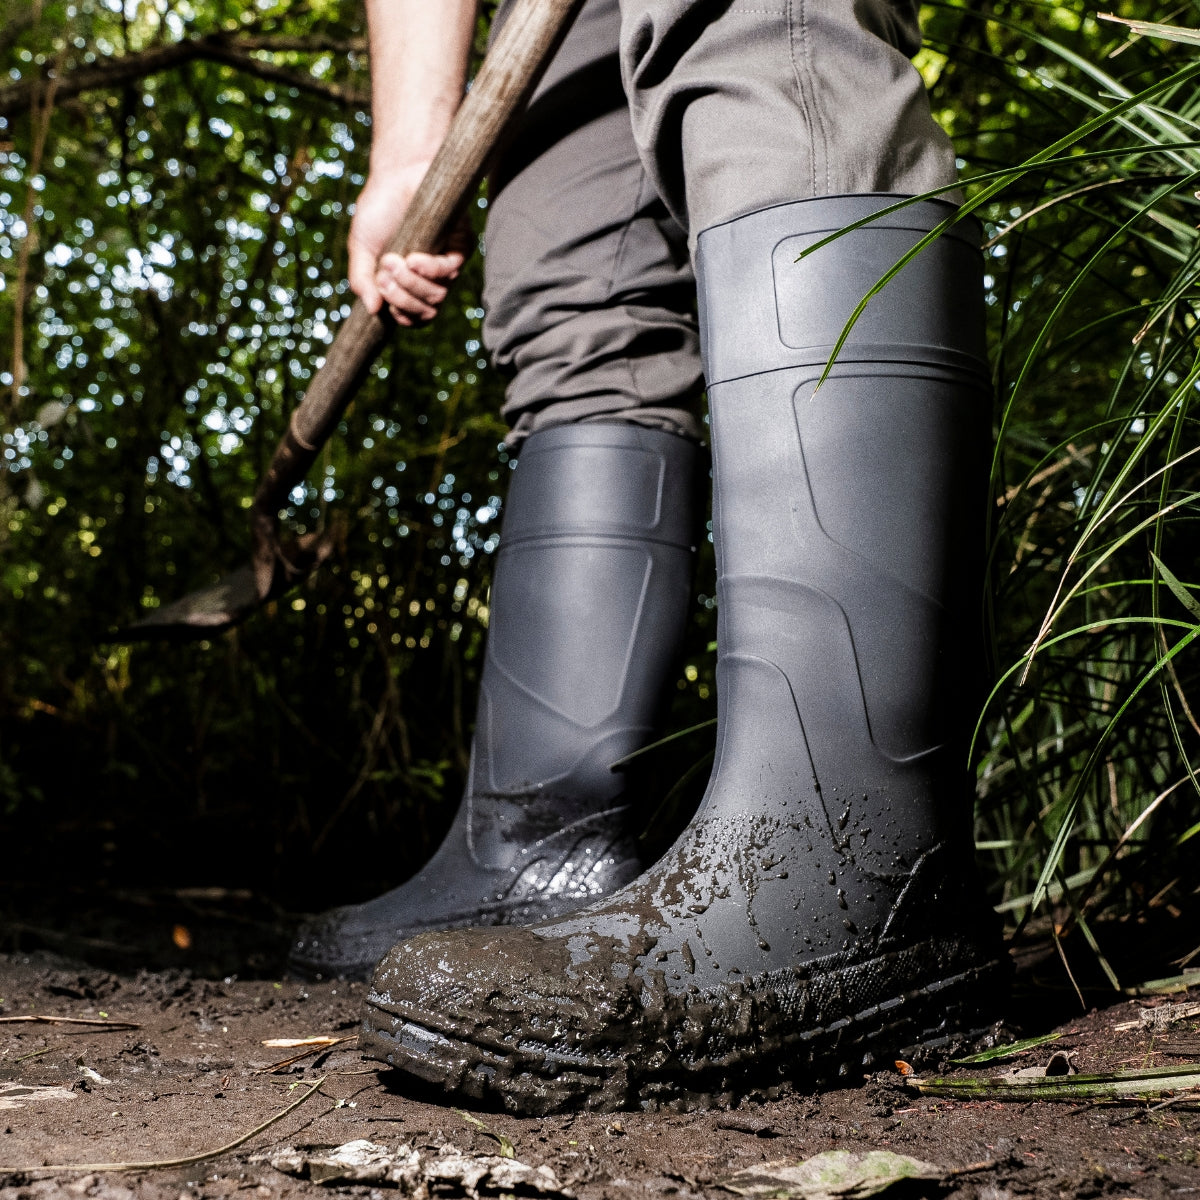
[1,937,1199,1200]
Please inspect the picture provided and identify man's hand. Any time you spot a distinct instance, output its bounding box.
[348,164,470,326]
[347,0,478,327]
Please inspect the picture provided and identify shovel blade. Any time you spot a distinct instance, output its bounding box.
[117,564,263,640]
[114,532,332,641]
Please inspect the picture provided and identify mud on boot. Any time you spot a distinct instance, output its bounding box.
[358,196,1008,1107]
[361,849,1000,1113]
[290,423,703,980]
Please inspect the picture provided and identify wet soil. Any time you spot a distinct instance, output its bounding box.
[1,947,1198,1200]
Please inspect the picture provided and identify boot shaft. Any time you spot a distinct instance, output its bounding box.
[694,195,992,885]
[468,422,704,854]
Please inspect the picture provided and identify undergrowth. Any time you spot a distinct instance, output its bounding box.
[926,1,1200,986]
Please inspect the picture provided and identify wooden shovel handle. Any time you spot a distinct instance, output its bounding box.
[250,0,586,598]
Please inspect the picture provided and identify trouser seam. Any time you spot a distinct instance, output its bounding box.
[606,156,664,406]
[605,152,650,307]
[787,0,827,195]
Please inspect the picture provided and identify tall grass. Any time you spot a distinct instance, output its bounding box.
[927,2,1200,985]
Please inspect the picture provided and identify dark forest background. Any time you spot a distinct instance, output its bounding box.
[3,0,1199,987]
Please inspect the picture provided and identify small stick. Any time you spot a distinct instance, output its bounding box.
[0,1074,328,1175]
[1112,1088,1200,1124]
[946,1160,999,1178]
[0,1016,140,1030]
[12,1047,54,1063]
[256,1035,357,1073]
[1145,1090,1200,1113]
[1065,1099,1114,1116]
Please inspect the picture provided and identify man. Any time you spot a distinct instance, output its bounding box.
[293,0,1006,1112]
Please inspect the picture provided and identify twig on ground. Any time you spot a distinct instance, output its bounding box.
[0,1016,140,1030]
[946,1160,1000,1178]
[1064,1100,1115,1116]
[1111,1088,1200,1124]
[0,1074,330,1174]
[11,1047,54,1063]
[256,1035,357,1073]
[1114,1000,1200,1031]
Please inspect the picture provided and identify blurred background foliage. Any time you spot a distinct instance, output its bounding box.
[1,0,1198,984]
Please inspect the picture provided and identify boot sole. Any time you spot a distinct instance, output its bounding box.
[361,940,1008,1114]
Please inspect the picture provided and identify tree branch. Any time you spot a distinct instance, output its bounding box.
[230,34,366,55]
[0,33,369,120]
[203,43,369,108]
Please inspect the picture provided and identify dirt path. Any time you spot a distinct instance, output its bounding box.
[1,952,1197,1199]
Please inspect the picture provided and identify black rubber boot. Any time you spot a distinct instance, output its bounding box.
[289,422,703,979]
[359,196,1008,1109]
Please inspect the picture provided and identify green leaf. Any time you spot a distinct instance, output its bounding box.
[1123,969,1200,997]
[951,1031,1063,1065]
[1151,553,1200,622]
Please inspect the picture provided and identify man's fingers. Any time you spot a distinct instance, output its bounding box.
[350,241,463,327]
[386,260,449,304]
[407,250,464,280]
[375,252,453,323]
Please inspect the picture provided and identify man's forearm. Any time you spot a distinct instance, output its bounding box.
[365,0,478,174]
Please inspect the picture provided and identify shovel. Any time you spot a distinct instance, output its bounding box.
[124,0,585,638]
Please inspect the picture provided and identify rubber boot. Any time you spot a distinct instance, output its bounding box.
[289,422,703,979]
[359,196,1008,1110]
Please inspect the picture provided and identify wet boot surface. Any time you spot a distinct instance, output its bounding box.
[1,948,1198,1199]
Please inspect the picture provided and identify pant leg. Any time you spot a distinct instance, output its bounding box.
[617,0,958,244]
[483,0,704,447]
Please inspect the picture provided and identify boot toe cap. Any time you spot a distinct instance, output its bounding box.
[361,925,649,1112]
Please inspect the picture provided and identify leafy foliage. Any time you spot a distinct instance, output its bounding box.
[0,0,718,909]
[921,0,1200,975]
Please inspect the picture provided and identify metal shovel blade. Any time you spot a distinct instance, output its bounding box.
[116,533,331,641]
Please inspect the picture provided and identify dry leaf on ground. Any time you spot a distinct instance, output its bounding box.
[256,1138,572,1195]
[1114,1001,1200,1031]
[999,1050,1078,1081]
[718,1149,943,1200]
[0,1083,78,1111]
[261,1036,345,1048]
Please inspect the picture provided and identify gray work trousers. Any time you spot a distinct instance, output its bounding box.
[483,0,958,445]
